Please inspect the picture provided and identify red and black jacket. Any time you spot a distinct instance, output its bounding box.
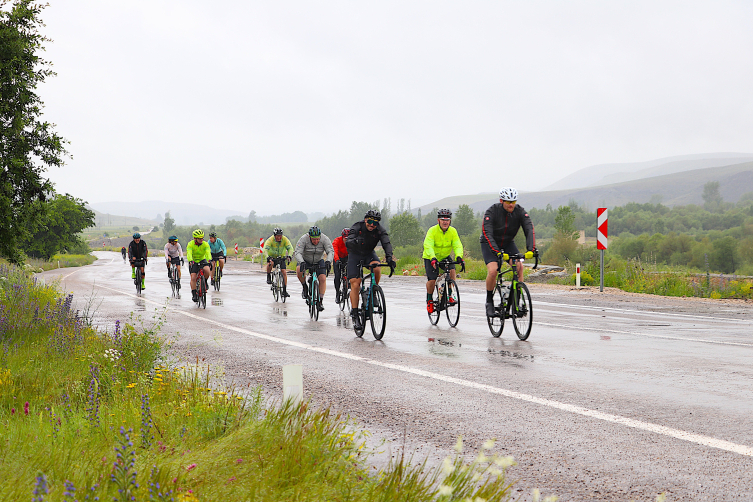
[479,203,535,254]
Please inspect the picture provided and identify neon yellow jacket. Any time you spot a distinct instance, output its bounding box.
[263,235,293,258]
[186,240,212,263]
[423,224,463,260]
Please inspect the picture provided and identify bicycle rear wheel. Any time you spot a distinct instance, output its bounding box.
[445,279,460,327]
[511,282,532,340]
[487,285,505,337]
[201,276,207,309]
[428,282,440,325]
[369,285,386,340]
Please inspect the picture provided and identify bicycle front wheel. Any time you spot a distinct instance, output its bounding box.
[339,280,347,311]
[312,283,320,321]
[135,268,142,295]
[487,285,505,337]
[428,282,440,325]
[213,262,221,291]
[170,268,176,297]
[512,282,532,340]
[272,270,279,302]
[445,279,460,327]
[369,285,386,340]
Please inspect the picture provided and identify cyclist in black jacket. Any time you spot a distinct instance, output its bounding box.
[479,187,536,317]
[345,209,396,329]
[128,232,149,290]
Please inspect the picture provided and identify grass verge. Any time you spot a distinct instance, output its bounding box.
[0,264,529,501]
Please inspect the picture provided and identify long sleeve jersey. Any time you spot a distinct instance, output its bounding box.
[209,238,227,255]
[164,242,184,259]
[294,234,334,264]
[332,236,348,261]
[263,235,294,258]
[479,203,535,254]
[186,240,212,263]
[423,225,463,260]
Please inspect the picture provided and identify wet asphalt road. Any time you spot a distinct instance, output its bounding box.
[41,252,753,501]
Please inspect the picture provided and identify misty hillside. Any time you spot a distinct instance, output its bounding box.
[419,161,753,214]
[543,152,753,191]
[89,201,246,225]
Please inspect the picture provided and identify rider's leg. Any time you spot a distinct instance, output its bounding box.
[349,277,361,309]
[485,261,497,293]
[318,273,326,296]
[517,261,525,283]
[176,265,181,279]
[373,262,382,285]
[166,260,171,277]
[266,260,273,283]
[219,258,224,274]
[190,272,198,290]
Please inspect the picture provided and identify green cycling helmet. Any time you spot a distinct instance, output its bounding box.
[192,229,204,239]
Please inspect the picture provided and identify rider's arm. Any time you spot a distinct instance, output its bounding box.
[450,227,464,259]
[284,236,294,256]
[481,205,501,254]
[164,243,170,260]
[294,235,306,263]
[186,242,194,262]
[345,223,360,252]
[378,225,394,262]
[332,237,341,262]
[143,242,148,260]
[323,235,334,262]
[178,243,184,259]
[219,239,227,255]
[422,226,437,260]
[519,207,535,251]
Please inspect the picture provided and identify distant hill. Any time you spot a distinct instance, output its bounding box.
[418,161,753,213]
[88,208,159,227]
[90,201,247,226]
[543,153,753,191]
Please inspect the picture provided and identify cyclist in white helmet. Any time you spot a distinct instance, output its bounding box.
[479,187,536,317]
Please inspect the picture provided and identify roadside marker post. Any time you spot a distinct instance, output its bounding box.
[234,243,238,260]
[576,263,581,288]
[597,208,608,292]
[282,364,303,405]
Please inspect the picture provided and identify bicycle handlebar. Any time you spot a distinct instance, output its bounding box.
[436,257,465,273]
[361,262,394,278]
[497,250,540,270]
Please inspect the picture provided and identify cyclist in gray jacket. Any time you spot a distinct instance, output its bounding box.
[295,226,334,311]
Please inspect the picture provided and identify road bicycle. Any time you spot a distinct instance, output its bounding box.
[168,258,183,298]
[428,257,464,327]
[269,256,288,303]
[131,259,146,295]
[121,250,127,263]
[336,258,350,313]
[211,256,223,291]
[353,262,393,340]
[487,250,539,340]
[193,260,208,309]
[303,262,326,321]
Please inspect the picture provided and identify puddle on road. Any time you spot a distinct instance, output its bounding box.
[270,306,288,318]
[486,348,534,362]
[211,298,224,306]
[134,299,146,311]
[335,314,351,329]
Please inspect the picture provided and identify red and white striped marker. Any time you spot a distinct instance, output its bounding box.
[259,237,264,249]
[234,243,238,255]
[597,208,608,250]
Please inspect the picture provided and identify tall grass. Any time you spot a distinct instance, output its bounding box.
[0,264,524,501]
[25,253,97,272]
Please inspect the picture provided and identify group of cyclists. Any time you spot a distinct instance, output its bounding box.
[124,186,536,329]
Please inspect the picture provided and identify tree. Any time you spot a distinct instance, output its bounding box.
[702,181,723,212]
[163,211,175,234]
[554,206,578,240]
[248,210,257,222]
[132,226,139,232]
[454,204,477,236]
[0,1,68,263]
[349,201,374,221]
[388,212,423,247]
[22,194,94,260]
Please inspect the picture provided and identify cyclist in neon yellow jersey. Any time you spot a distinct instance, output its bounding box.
[186,229,212,303]
[423,209,464,313]
[263,227,294,298]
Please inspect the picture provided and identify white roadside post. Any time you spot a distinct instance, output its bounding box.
[576,263,581,288]
[282,364,303,405]
[597,208,608,292]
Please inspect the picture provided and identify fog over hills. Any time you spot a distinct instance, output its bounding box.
[543,152,753,191]
[419,160,753,214]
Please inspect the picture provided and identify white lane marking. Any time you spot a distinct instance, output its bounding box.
[94,283,753,457]
[535,300,752,324]
[388,303,753,348]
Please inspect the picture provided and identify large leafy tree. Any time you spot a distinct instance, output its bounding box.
[453,204,477,236]
[23,194,94,260]
[388,212,423,247]
[0,1,67,263]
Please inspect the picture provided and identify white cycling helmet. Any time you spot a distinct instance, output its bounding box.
[499,187,518,202]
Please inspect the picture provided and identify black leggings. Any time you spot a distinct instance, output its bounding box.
[333,259,347,290]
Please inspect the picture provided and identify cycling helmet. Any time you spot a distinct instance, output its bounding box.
[133,232,141,239]
[273,227,283,236]
[341,228,350,238]
[308,226,321,237]
[192,229,204,239]
[364,209,381,221]
[499,187,518,202]
[437,208,452,218]
[168,235,177,242]
[209,232,217,238]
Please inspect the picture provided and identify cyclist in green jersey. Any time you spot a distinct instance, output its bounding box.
[263,227,294,298]
[423,209,464,313]
[186,229,213,302]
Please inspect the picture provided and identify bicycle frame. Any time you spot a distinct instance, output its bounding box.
[488,251,538,339]
[428,257,463,327]
[353,261,393,339]
[304,262,323,320]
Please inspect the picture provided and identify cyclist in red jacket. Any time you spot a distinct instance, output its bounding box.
[331,228,349,304]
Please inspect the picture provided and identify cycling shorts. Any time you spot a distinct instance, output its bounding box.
[268,256,287,270]
[424,258,455,281]
[168,256,181,266]
[299,259,326,276]
[211,252,225,260]
[480,240,519,265]
[189,260,210,274]
[346,251,380,280]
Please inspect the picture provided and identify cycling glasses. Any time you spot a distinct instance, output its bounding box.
[438,216,451,220]
[503,200,517,205]
[366,219,379,226]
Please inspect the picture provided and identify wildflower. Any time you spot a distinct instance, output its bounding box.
[186,463,197,471]
[32,472,49,501]
[236,459,243,463]
[482,439,495,450]
[24,401,29,415]
[437,484,453,496]
[126,383,136,389]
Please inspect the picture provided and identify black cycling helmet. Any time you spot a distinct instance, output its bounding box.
[364,209,381,221]
[133,232,141,239]
[341,228,350,238]
[273,227,283,236]
[209,232,217,238]
[437,208,452,218]
[308,226,321,237]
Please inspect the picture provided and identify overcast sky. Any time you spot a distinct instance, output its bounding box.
[37,0,753,215]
